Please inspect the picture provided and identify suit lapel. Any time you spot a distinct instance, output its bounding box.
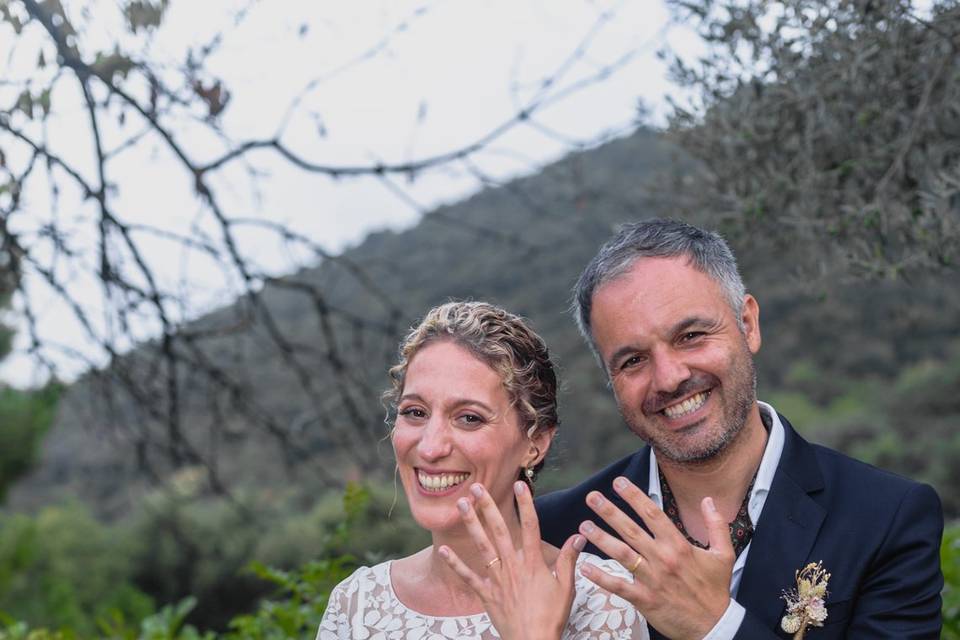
[735,416,826,632]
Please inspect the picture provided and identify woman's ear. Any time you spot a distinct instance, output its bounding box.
[526,425,556,467]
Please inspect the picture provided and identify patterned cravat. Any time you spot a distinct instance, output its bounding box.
[658,467,757,557]
[658,411,771,556]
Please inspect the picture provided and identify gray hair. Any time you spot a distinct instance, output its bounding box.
[573,218,747,365]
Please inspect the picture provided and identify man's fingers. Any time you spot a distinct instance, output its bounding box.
[470,483,515,561]
[579,558,637,601]
[514,481,543,559]
[702,496,735,561]
[438,545,487,595]
[578,519,649,576]
[585,489,656,556]
[610,476,680,541]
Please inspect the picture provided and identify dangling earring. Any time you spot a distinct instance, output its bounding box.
[523,445,540,487]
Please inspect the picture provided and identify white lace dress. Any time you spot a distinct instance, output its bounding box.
[316,553,649,640]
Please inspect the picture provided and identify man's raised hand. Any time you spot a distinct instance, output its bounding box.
[577,476,734,640]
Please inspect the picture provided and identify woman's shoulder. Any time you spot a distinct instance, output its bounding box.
[329,559,392,598]
[317,560,394,639]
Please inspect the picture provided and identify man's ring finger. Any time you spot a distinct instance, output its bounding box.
[485,556,502,569]
[628,555,643,574]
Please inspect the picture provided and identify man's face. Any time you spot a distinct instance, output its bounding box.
[590,256,762,464]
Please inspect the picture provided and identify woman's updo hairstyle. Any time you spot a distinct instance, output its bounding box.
[384,301,559,483]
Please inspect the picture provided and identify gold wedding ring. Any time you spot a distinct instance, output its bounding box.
[629,555,643,574]
[485,556,502,569]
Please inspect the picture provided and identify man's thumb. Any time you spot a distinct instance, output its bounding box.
[702,497,734,559]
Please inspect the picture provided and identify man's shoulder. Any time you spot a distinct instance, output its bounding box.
[537,448,646,510]
[535,448,648,548]
[780,417,941,515]
[809,439,938,502]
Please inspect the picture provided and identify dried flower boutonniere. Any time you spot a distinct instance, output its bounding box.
[780,561,831,639]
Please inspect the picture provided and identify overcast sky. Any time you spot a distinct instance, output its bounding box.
[1,0,699,386]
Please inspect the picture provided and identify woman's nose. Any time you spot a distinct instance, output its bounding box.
[416,417,453,461]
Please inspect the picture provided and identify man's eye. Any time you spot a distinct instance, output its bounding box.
[680,332,705,343]
[620,355,644,370]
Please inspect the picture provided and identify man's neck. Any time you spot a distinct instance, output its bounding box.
[657,404,769,541]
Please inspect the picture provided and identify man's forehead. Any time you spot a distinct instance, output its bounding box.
[594,256,719,306]
[589,257,729,349]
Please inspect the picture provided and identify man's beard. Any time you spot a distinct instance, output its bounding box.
[620,343,757,464]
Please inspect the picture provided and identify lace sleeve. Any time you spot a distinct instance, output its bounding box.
[316,573,358,640]
[563,556,649,640]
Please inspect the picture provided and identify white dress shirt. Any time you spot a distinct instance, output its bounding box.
[646,401,786,639]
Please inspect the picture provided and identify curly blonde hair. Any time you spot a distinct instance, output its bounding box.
[384,301,559,481]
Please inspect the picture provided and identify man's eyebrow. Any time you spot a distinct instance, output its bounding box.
[606,316,722,369]
[671,316,719,335]
[608,344,645,371]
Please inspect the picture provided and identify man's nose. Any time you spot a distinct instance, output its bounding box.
[650,347,691,394]
[416,417,453,461]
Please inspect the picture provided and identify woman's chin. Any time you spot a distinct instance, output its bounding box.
[410,508,465,535]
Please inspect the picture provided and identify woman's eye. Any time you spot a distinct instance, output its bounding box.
[457,414,484,427]
[399,407,426,419]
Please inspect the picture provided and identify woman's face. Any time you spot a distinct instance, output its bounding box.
[392,340,549,534]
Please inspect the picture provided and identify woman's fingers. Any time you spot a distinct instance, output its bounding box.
[438,545,487,594]
[457,496,501,566]
[470,483,516,562]
[555,533,586,588]
[514,481,543,559]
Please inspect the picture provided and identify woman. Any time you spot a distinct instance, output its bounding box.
[317,302,647,639]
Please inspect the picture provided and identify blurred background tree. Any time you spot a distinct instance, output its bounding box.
[665,0,959,279]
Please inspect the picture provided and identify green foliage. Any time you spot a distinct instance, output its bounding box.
[665,0,960,277]
[121,478,426,630]
[0,503,153,635]
[944,525,960,639]
[774,341,960,517]
[0,486,368,639]
[0,383,61,502]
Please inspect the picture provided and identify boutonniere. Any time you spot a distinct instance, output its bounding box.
[780,561,830,639]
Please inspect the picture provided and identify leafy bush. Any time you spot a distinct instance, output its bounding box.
[0,502,153,635]
[944,524,960,639]
[0,383,62,502]
[0,485,371,640]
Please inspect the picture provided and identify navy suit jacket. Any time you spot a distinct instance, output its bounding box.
[536,414,944,639]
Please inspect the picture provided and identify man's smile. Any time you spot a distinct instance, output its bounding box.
[661,390,711,419]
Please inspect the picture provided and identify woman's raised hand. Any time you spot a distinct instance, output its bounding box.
[438,481,585,640]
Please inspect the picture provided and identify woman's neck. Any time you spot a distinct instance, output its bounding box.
[393,502,525,616]
[438,499,523,577]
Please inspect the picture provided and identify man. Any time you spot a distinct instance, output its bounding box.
[536,219,943,639]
